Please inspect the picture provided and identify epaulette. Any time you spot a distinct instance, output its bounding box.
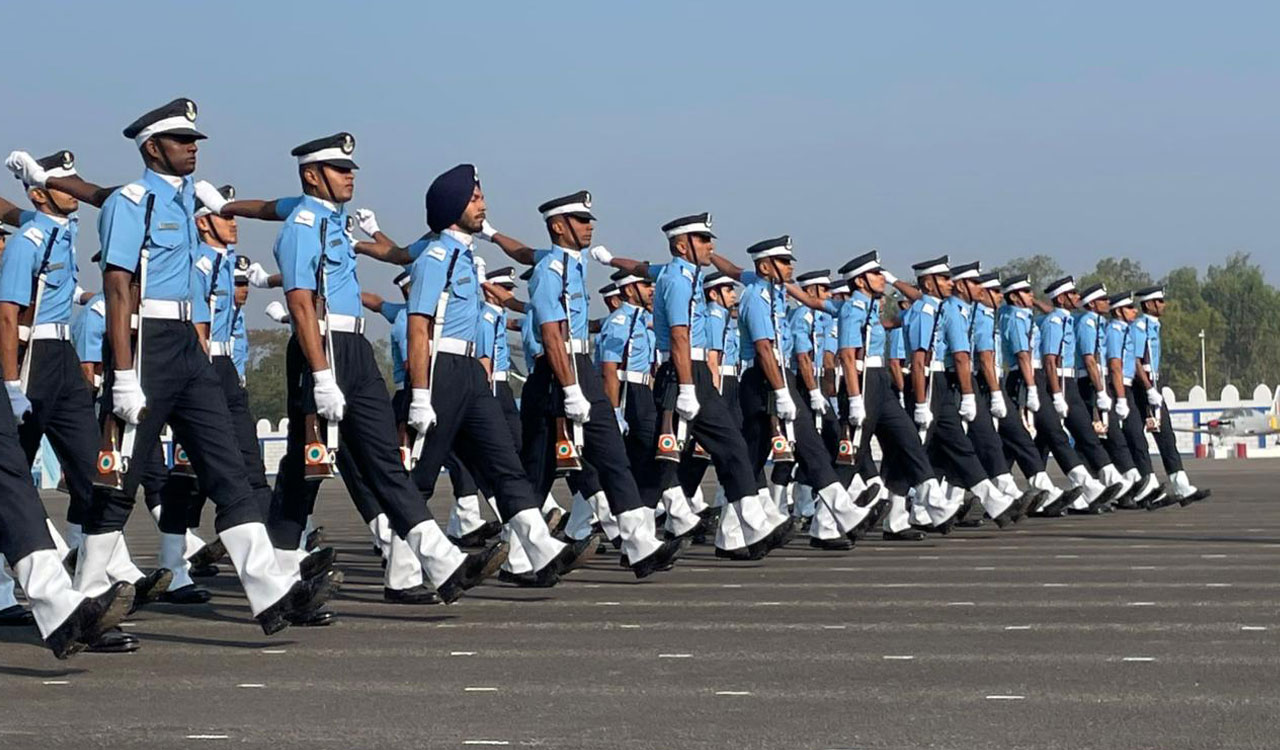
[119,183,147,205]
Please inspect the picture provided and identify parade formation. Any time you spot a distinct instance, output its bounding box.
[0,98,1212,659]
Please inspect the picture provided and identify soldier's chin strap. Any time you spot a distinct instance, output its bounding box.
[152,136,181,183]
[207,221,231,250]
[564,217,584,254]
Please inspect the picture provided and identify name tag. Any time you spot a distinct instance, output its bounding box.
[329,238,344,247]
[457,277,471,286]
[158,222,180,230]
[570,293,583,300]
[45,262,65,271]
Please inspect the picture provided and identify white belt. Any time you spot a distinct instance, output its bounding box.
[319,313,364,334]
[1122,377,1133,386]
[563,339,589,354]
[719,365,736,376]
[140,299,192,320]
[620,370,651,385]
[26,323,71,341]
[437,337,475,356]
[208,341,233,356]
[929,361,944,373]
[656,348,708,364]
[1032,360,1042,369]
[855,355,884,371]
[493,370,508,382]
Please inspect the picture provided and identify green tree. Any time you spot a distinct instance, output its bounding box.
[1158,266,1226,394]
[1199,253,1280,391]
[244,329,398,424]
[990,254,1063,295]
[1078,257,1153,293]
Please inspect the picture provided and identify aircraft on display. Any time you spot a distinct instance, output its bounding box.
[1176,406,1280,440]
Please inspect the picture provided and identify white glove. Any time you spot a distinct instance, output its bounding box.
[312,369,346,422]
[898,391,905,409]
[479,219,499,242]
[913,402,933,431]
[474,254,487,285]
[247,262,272,289]
[74,285,88,304]
[807,388,827,415]
[959,393,978,423]
[1146,387,1163,409]
[881,269,899,286]
[354,208,381,238]
[989,390,1008,419]
[588,245,614,266]
[1115,395,1130,420]
[773,387,797,421]
[846,394,866,425]
[676,383,700,421]
[1095,392,1112,412]
[563,384,592,423]
[1052,391,1068,419]
[111,369,147,424]
[265,300,290,324]
[614,406,628,435]
[194,180,228,216]
[1026,388,1041,414]
[5,150,46,187]
[5,381,30,424]
[408,388,437,434]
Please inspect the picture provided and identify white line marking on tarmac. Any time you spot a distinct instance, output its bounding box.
[973,566,995,571]
[823,625,846,630]
[119,621,135,628]
[582,584,602,589]
[1202,554,1228,559]
[755,601,782,606]
[918,555,940,560]
[1206,583,1233,588]
[464,687,498,692]
[450,651,476,656]
[1246,528,1264,532]
[1042,583,1069,588]
[463,742,510,746]
[619,624,641,629]
[658,653,693,658]
[596,602,621,606]
[722,584,742,588]
[985,695,1025,701]
[186,736,229,741]
[1054,555,1079,559]
[42,680,68,685]
[1130,566,1157,570]
[261,649,287,654]
[715,691,752,696]
[947,601,975,606]
[1121,657,1155,662]
[1241,626,1268,631]
[1004,625,1032,631]
[1128,602,1156,606]
[882,655,915,660]
[236,684,264,688]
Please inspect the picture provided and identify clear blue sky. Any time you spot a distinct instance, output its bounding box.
[7,1,1278,333]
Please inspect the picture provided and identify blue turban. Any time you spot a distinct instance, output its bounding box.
[426,164,478,233]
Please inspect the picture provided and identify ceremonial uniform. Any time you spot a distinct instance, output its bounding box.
[737,237,863,547]
[1074,284,1140,498]
[1104,292,1163,506]
[269,136,489,605]
[1132,285,1207,503]
[81,100,333,634]
[520,191,679,574]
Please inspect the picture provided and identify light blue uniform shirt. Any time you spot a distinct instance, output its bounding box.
[378,301,408,386]
[521,311,542,372]
[887,326,905,360]
[231,309,248,378]
[598,302,651,372]
[999,305,1039,373]
[653,256,705,353]
[904,294,941,359]
[1132,314,1162,377]
[705,302,740,368]
[191,243,237,344]
[1105,318,1136,380]
[406,232,481,342]
[837,291,885,355]
[739,275,792,361]
[938,296,973,370]
[73,293,106,364]
[98,171,198,302]
[476,302,511,374]
[1039,308,1076,367]
[1073,310,1105,371]
[787,304,820,373]
[273,195,362,318]
[820,308,839,357]
[528,246,588,347]
[0,212,78,325]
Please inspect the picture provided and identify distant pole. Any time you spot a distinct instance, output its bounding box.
[1198,329,1207,390]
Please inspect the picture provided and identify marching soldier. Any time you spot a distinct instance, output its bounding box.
[24,99,341,633]
[837,251,939,542]
[1132,285,1210,505]
[1105,291,1168,509]
[904,256,1019,529]
[1039,276,1127,512]
[998,274,1109,513]
[717,236,868,550]
[950,263,1041,514]
[777,269,836,523]
[1074,283,1146,505]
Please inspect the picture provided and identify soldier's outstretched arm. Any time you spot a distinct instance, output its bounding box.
[6,150,116,209]
[484,230,536,266]
[361,291,386,314]
[708,252,745,280]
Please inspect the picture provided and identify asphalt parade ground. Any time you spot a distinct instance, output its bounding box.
[1,459,1276,750]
